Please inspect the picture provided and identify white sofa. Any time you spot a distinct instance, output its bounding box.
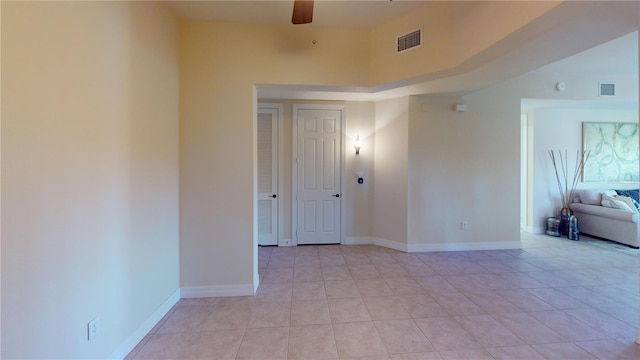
[569,189,640,248]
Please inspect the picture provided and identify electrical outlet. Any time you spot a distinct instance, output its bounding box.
[88,317,100,341]
[461,221,469,230]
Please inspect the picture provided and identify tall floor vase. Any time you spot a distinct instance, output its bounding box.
[559,207,572,237]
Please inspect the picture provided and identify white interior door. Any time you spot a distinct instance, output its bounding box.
[295,108,342,245]
[257,107,279,246]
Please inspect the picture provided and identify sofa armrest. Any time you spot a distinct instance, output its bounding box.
[570,203,638,223]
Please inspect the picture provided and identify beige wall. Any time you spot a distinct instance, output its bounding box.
[178,1,582,290]
[344,101,376,238]
[370,1,560,86]
[408,89,521,249]
[2,1,637,357]
[407,69,639,248]
[372,97,409,245]
[1,2,179,358]
[449,1,561,64]
[263,76,619,251]
[179,21,370,289]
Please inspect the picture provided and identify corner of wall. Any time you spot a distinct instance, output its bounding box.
[108,290,181,360]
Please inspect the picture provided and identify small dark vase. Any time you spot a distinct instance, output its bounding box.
[559,207,572,237]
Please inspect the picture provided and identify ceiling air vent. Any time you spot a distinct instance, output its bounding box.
[397,29,422,53]
[599,83,616,96]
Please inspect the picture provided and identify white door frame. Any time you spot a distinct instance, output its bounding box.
[520,112,528,232]
[292,104,346,246]
[257,103,284,246]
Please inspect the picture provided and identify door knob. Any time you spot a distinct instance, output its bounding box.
[333,194,340,198]
[271,194,277,198]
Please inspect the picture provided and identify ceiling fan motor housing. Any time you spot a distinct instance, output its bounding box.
[292,0,314,24]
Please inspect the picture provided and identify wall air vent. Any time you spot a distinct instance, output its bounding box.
[599,83,616,96]
[396,29,422,53]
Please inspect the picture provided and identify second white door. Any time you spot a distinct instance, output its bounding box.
[257,106,280,246]
[295,107,342,245]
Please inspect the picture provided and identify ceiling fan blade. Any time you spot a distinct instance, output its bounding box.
[292,0,314,24]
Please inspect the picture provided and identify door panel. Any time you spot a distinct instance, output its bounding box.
[303,201,317,232]
[258,200,273,234]
[323,138,336,189]
[303,139,317,190]
[296,108,342,245]
[322,200,335,232]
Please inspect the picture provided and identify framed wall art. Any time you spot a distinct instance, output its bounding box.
[582,122,639,182]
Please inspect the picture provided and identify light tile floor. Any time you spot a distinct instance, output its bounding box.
[127,233,640,359]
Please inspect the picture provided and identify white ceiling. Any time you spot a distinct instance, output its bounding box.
[167,0,429,28]
[532,31,638,78]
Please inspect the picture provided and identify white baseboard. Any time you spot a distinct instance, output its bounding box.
[407,241,522,252]
[108,289,180,360]
[344,236,373,245]
[527,225,545,234]
[344,236,522,253]
[344,236,409,252]
[180,284,255,298]
[371,237,409,252]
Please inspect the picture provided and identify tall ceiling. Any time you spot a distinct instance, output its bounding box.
[168,1,639,100]
[167,0,429,28]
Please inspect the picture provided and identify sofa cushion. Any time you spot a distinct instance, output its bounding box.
[615,189,639,202]
[615,189,640,209]
[570,202,638,223]
[615,195,638,213]
[578,189,603,205]
[601,194,634,212]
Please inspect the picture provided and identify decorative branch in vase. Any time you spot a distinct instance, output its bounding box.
[549,149,591,236]
[549,150,591,209]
